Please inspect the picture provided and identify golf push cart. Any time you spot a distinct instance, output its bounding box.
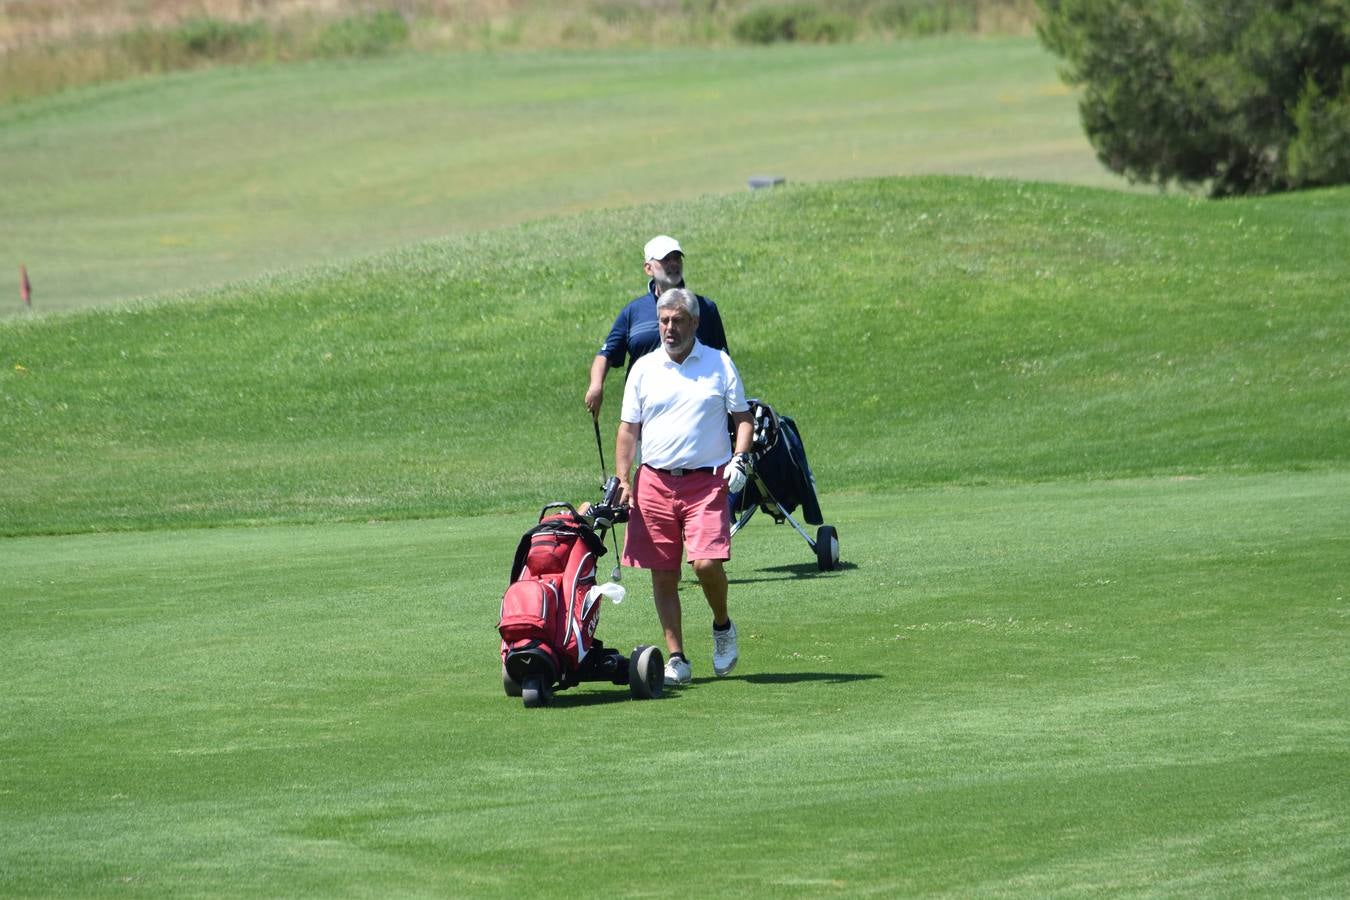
[497,477,664,708]
[730,399,841,572]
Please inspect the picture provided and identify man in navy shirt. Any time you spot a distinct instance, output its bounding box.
[584,235,728,417]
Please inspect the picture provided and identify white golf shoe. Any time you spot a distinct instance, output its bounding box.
[664,655,692,687]
[712,620,739,677]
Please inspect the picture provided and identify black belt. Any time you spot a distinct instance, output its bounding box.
[644,464,715,477]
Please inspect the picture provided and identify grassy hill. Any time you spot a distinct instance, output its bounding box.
[3,175,1346,536]
[4,11,1349,891]
[2,175,1347,894]
[1,37,1116,316]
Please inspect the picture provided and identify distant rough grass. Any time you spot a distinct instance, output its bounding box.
[0,0,1037,103]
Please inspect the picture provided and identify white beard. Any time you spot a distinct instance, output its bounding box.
[651,263,682,292]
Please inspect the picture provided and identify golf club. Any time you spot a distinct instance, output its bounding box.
[593,412,623,581]
[592,413,607,486]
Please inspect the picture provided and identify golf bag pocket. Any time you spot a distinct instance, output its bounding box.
[525,530,572,576]
[499,576,563,645]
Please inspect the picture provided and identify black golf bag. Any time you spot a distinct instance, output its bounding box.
[730,400,840,571]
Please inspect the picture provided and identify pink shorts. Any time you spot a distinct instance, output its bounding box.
[622,465,731,571]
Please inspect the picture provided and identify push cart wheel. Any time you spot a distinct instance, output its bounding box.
[502,663,522,698]
[815,525,840,571]
[629,645,664,700]
[521,676,551,708]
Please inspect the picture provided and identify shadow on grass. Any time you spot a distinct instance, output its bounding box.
[722,671,881,686]
[538,670,880,706]
[728,559,857,584]
[539,686,679,707]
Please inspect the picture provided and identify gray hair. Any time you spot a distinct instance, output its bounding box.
[656,288,699,320]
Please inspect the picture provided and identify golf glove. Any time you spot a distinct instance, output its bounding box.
[724,453,751,493]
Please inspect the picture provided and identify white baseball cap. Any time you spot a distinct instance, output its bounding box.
[643,235,683,262]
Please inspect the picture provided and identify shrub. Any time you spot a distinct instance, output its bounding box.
[174,18,266,59]
[1037,0,1350,196]
[1287,71,1350,186]
[732,4,857,44]
[316,10,410,58]
[874,0,978,37]
[592,1,635,26]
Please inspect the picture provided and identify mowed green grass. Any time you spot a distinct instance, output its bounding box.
[2,473,1346,895]
[0,37,1113,315]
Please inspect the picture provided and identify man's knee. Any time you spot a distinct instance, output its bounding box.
[691,558,725,580]
[651,568,682,593]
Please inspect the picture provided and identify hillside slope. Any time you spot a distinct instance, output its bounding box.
[2,176,1347,535]
[2,38,1110,314]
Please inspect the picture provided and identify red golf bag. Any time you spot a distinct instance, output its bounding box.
[499,507,608,677]
[497,496,663,707]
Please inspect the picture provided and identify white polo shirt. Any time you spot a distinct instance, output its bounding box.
[620,340,749,471]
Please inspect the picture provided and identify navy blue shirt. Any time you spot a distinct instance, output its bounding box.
[597,280,729,372]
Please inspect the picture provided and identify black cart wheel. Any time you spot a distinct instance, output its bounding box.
[629,645,664,700]
[502,663,522,698]
[815,525,840,571]
[521,676,551,708]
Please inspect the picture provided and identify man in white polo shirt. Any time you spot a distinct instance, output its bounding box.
[615,288,754,686]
